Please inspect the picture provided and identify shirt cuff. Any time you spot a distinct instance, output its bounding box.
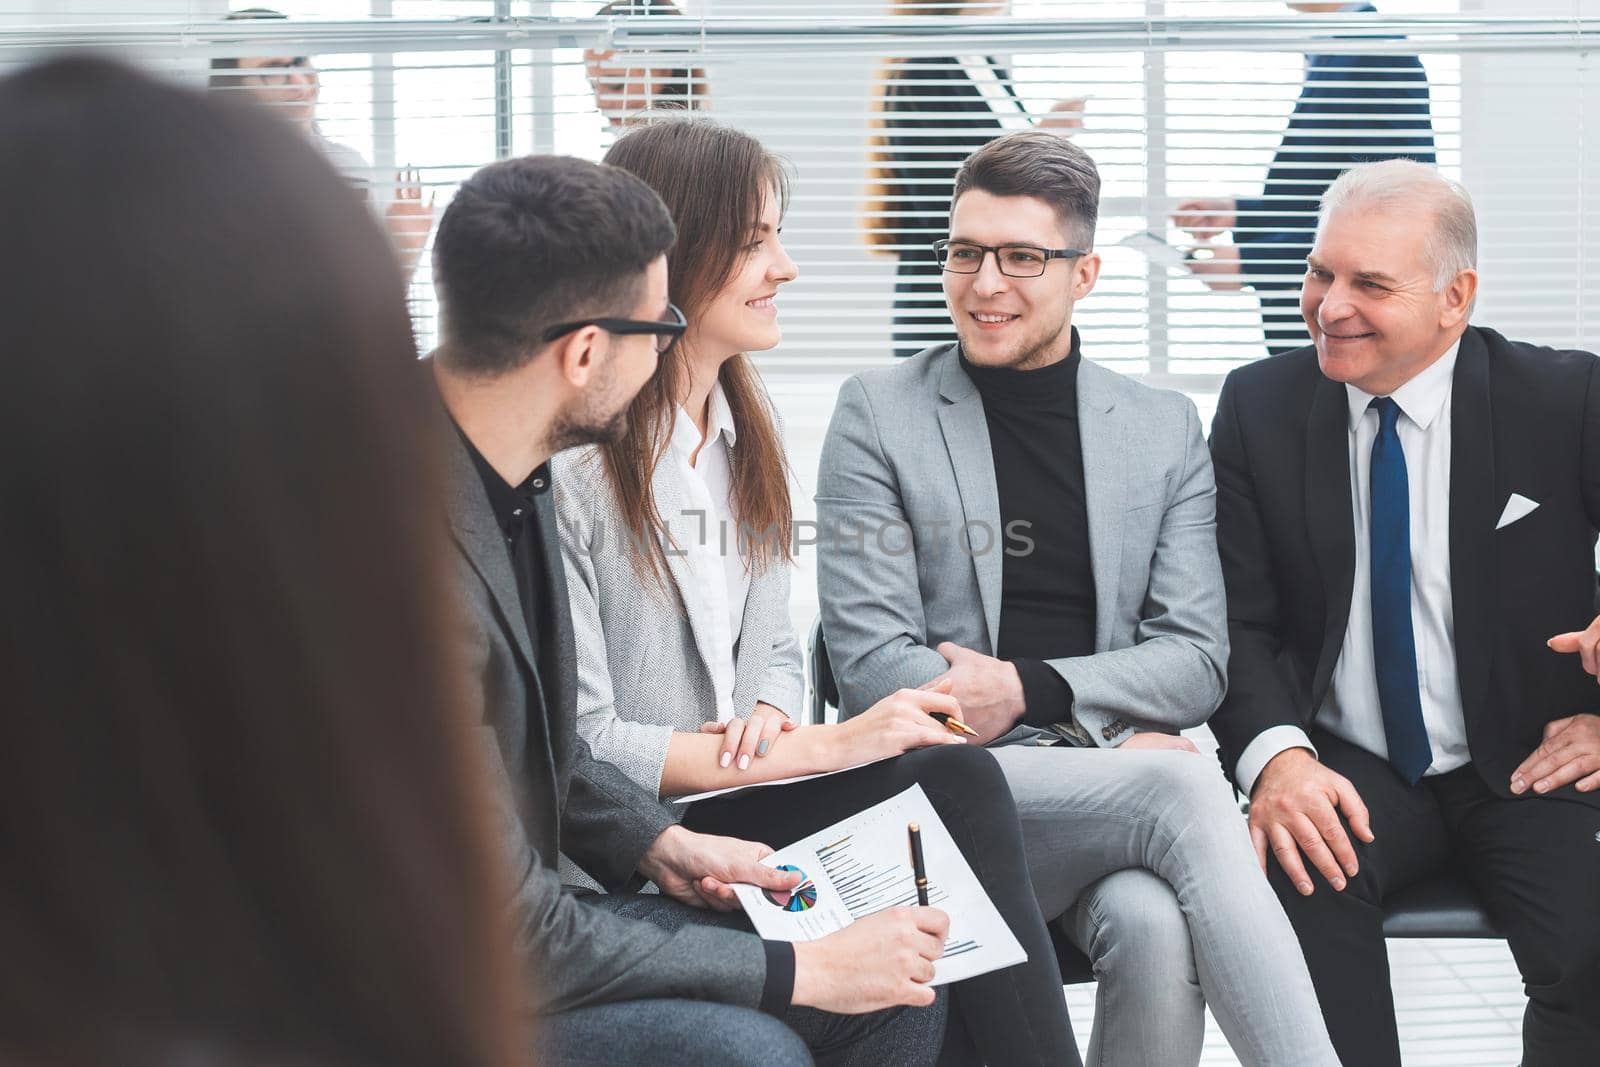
[1012,658,1075,730]
[758,940,795,1015]
[1234,725,1319,796]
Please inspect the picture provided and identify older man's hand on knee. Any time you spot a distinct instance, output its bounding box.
[1248,747,1373,896]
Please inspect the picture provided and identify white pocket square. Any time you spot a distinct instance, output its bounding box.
[1495,493,1540,530]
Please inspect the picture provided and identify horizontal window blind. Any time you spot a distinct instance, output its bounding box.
[4,0,1595,634]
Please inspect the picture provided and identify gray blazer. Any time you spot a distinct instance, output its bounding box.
[815,343,1228,746]
[440,407,768,1013]
[552,444,805,817]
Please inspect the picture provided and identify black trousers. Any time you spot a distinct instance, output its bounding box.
[1268,728,1600,1067]
[684,744,1082,1067]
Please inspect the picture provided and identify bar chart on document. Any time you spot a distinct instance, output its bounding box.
[731,785,1026,984]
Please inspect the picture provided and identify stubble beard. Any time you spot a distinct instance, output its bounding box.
[957,311,1070,371]
[546,352,631,452]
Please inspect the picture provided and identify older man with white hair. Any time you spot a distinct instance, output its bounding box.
[1208,158,1600,1067]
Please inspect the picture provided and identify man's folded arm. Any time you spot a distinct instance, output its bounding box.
[1046,397,1229,747]
[1207,373,1314,784]
[1012,657,1075,730]
[815,375,950,715]
[562,734,676,891]
[477,726,785,1015]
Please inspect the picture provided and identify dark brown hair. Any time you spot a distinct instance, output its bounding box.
[0,57,522,1067]
[600,117,794,584]
[431,153,676,377]
[953,128,1101,248]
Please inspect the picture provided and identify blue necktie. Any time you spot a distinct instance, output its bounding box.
[1369,397,1433,784]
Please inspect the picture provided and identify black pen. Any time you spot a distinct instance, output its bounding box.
[908,821,930,907]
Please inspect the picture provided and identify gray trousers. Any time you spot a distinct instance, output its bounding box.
[537,893,948,1067]
[990,744,1340,1067]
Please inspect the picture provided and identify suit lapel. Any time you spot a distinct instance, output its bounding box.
[1076,359,1126,652]
[534,488,578,767]
[444,428,541,679]
[653,454,723,687]
[1306,375,1356,704]
[1449,328,1495,725]
[440,421,562,825]
[937,350,1005,652]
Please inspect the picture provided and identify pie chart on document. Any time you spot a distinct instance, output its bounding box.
[763,864,818,912]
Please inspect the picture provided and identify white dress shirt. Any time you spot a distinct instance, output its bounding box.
[1236,340,1472,792]
[668,382,751,723]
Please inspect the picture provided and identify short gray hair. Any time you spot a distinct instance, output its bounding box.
[1319,159,1477,291]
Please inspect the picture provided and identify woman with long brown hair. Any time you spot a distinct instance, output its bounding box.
[553,115,1083,1066]
[0,56,522,1067]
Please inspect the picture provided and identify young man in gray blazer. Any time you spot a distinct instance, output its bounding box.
[429,153,951,1066]
[817,131,1337,1066]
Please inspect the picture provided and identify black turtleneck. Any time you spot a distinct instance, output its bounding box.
[960,328,1096,730]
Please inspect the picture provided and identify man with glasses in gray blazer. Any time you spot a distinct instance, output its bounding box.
[817,131,1337,1066]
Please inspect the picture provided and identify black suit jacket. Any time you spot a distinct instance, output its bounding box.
[1209,326,1600,809]
[875,56,1016,261]
[438,397,771,1013]
[1235,39,1435,286]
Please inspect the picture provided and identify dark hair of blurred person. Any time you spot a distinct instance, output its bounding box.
[586,0,708,127]
[599,117,794,584]
[0,56,523,1067]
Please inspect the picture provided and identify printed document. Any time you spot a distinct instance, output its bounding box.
[729,785,1026,985]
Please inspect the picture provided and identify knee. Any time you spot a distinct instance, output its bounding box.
[696,1011,812,1067]
[1519,930,1600,1009]
[1151,753,1237,810]
[1145,755,1246,836]
[1081,871,1198,987]
[902,743,1009,808]
[909,746,1023,861]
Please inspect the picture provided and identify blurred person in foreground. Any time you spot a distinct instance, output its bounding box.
[210,6,435,277]
[0,56,522,1067]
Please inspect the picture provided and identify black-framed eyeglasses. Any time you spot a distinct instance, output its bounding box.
[542,302,688,355]
[933,239,1089,278]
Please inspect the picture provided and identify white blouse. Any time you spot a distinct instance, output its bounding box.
[667,382,752,723]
